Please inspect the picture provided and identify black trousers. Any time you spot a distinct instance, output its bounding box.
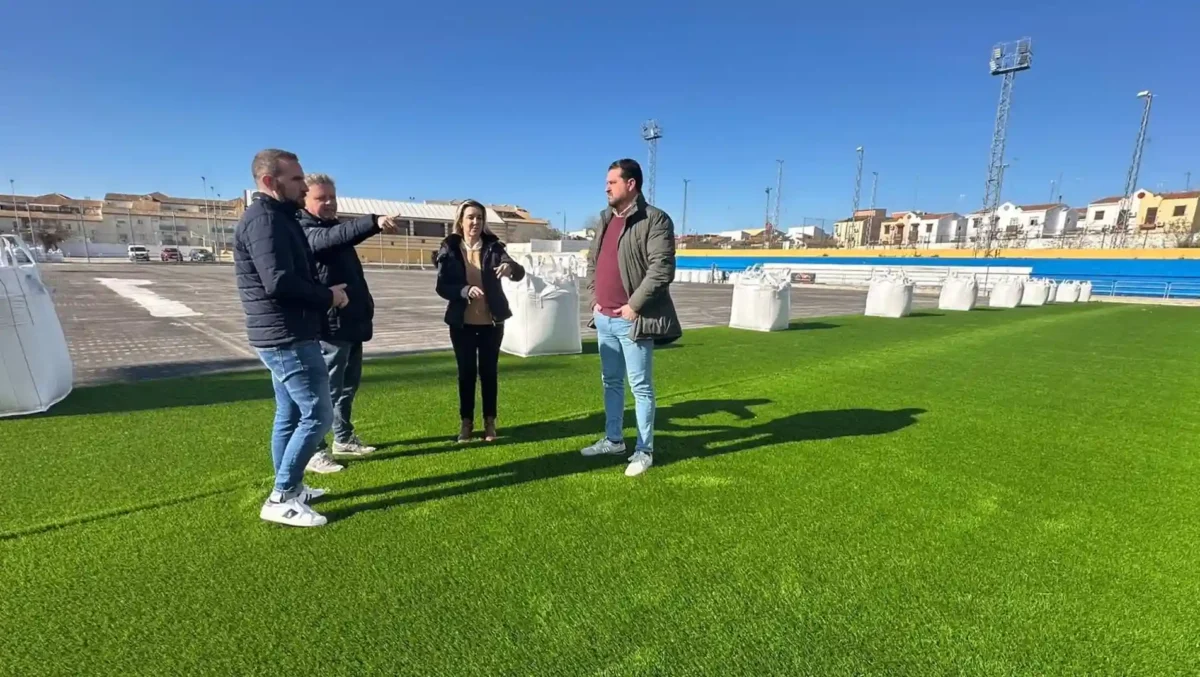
[449,324,504,419]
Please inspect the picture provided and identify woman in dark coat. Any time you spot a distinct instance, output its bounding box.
[435,200,525,442]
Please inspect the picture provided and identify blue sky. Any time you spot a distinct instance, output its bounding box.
[4,0,1197,233]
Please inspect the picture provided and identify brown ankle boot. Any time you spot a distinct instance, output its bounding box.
[457,418,474,443]
[483,417,498,442]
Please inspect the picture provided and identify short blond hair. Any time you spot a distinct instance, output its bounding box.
[452,200,491,237]
[304,173,335,189]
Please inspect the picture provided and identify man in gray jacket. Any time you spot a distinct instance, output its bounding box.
[581,159,681,477]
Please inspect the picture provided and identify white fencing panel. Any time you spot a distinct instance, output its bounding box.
[729,266,791,331]
[500,256,582,357]
[0,237,73,417]
[938,274,977,311]
[864,275,914,318]
[989,278,1024,308]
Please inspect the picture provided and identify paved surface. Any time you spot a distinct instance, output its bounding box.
[38,263,937,384]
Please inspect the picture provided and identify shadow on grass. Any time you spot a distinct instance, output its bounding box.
[323,400,925,521]
[580,340,684,356]
[789,321,839,331]
[41,353,566,417]
[907,312,945,318]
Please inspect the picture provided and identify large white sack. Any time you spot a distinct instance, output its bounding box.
[500,256,581,357]
[1057,281,1081,304]
[989,278,1024,308]
[0,238,73,417]
[729,268,791,331]
[1079,281,1093,303]
[938,274,977,311]
[1020,279,1050,306]
[1046,282,1059,303]
[864,276,914,318]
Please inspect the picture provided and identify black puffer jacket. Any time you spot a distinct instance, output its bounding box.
[298,210,381,343]
[234,193,332,348]
[435,232,525,326]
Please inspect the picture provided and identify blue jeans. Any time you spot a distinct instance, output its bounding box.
[594,312,655,453]
[256,341,334,499]
[322,340,363,444]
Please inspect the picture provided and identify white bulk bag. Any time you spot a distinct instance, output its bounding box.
[1079,281,1093,303]
[1020,279,1050,306]
[989,278,1024,308]
[864,275,914,318]
[938,274,977,311]
[1046,282,1059,303]
[673,269,684,283]
[0,237,73,417]
[1057,281,1081,304]
[500,256,581,357]
[696,269,714,284]
[729,267,791,331]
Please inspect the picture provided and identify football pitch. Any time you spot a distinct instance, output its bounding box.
[2,303,1198,675]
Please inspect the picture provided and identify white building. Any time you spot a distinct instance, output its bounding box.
[787,225,827,240]
[911,213,966,244]
[1079,194,1142,232]
[1014,203,1075,237]
[719,229,750,241]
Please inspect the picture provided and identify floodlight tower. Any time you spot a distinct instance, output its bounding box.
[641,120,662,204]
[851,146,864,246]
[1117,91,1154,237]
[976,38,1032,258]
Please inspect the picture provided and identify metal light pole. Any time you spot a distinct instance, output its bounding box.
[773,160,784,235]
[200,177,212,243]
[851,146,864,246]
[870,172,879,211]
[80,208,91,263]
[763,187,772,250]
[214,190,225,258]
[681,178,690,237]
[127,207,135,244]
[9,179,17,237]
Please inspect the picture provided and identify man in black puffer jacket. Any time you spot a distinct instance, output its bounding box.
[298,172,401,472]
[235,149,350,528]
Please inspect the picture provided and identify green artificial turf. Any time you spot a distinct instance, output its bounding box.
[2,303,1199,675]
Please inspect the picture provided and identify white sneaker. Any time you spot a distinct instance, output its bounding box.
[625,451,653,477]
[306,450,344,474]
[581,437,627,457]
[332,435,376,457]
[260,497,328,527]
[298,484,326,503]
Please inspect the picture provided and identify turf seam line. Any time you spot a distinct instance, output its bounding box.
[0,483,251,542]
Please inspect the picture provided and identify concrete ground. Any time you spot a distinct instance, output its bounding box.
[38,262,938,384]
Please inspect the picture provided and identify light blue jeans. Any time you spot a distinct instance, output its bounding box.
[594,312,655,453]
[256,340,334,499]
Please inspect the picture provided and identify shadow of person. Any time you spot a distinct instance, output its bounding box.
[321,403,925,522]
[367,398,774,459]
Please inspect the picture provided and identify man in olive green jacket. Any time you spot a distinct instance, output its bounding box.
[581,159,682,477]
